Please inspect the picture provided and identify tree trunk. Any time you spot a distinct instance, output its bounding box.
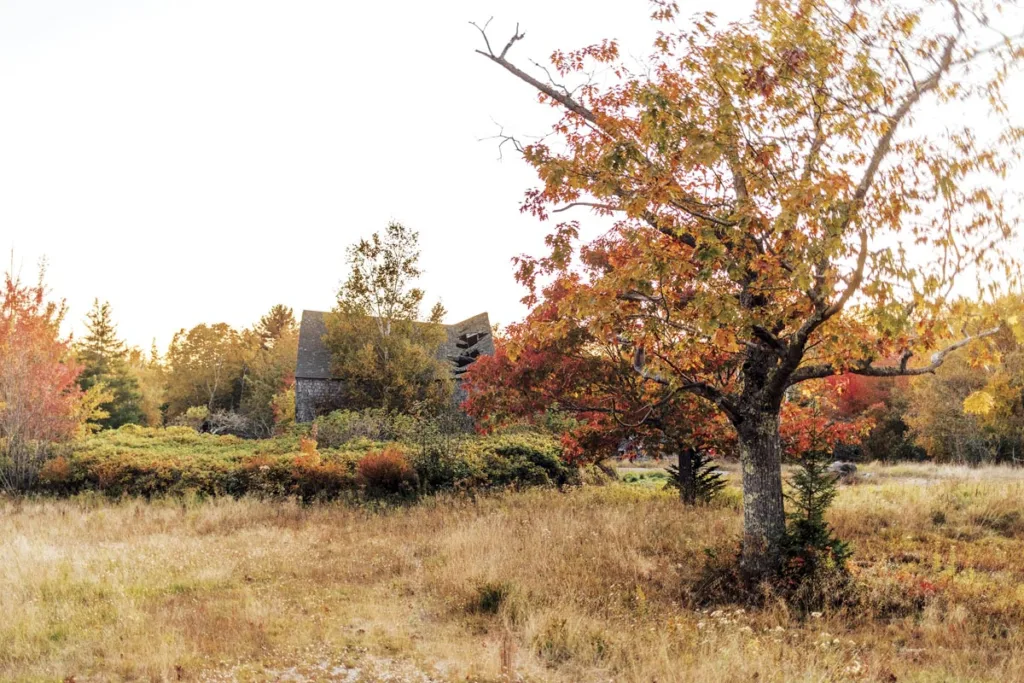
[676,446,697,505]
[737,411,787,577]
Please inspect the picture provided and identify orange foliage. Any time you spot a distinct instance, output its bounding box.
[356,448,418,496]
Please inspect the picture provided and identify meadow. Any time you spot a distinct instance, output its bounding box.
[4,463,1024,682]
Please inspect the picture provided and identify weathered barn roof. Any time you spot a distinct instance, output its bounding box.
[296,310,494,380]
[296,310,334,380]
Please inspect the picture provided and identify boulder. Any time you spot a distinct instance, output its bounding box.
[828,461,858,477]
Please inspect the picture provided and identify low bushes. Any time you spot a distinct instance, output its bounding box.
[313,409,417,449]
[33,420,574,502]
[357,448,419,498]
[470,431,578,489]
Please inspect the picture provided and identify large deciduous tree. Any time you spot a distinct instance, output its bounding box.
[462,277,736,504]
[237,304,299,436]
[164,323,242,418]
[474,0,1024,574]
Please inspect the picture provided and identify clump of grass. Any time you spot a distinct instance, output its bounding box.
[471,581,513,615]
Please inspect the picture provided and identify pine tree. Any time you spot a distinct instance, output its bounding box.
[77,300,144,429]
[780,442,852,609]
[254,304,296,347]
[785,445,849,565]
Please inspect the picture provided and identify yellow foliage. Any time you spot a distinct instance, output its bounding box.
[963,390,996,416]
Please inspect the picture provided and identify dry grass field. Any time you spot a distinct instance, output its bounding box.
[4,464,1024,682]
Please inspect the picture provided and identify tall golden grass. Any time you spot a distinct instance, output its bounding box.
[3,464,1024,681]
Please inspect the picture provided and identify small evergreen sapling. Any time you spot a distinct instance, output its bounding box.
[781,443,851,608]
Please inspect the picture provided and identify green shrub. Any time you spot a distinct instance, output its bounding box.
[409,440,481,493]
[229,454,357,502]
[471,581,513,614]
[780,445,852,611]
[314,409,416,448]
[33,425,573,502]
[471,432,577,489]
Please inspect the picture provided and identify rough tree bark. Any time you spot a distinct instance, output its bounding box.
[675,445,697,505]
[734,411,786,575]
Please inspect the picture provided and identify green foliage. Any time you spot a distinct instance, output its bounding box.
[178,406,209,431]
[164,323,241,418]
[781,446,852,610]
[161,305,298,436]
[237,305,299,437]
[620,470,668,487]
[76,300,145,429]
[35,425,359,501]
[665,450,727,504]
[313,409,417,448]
[324,222,453,414]
[33,424,571,501]
[471,581,513,615]
[469,431,578,489]
[126,343,166,427]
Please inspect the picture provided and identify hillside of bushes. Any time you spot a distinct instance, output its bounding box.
[34,411,578,502]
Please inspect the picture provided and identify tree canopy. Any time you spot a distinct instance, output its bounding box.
[0,265,85,490]
[76,300,145,429]
[324,222,453,415]
[474,0,1024,574]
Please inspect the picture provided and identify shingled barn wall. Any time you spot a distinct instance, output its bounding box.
[294,378,345,423]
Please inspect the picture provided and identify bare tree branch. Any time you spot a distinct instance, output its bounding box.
[786,326,1000,384]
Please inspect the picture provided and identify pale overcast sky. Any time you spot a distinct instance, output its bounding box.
[2,0,1018,351]
[1,0,726,350]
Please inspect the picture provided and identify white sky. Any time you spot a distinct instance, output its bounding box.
[2,0,1019,351]
[1,0,711,350]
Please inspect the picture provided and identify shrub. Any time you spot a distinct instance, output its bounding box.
[230,455,356,503]
[409,440,481,493]
[37,454,74,495]
[314,409,416,448]
[175,406,209,431]
[30,426,572,502]
[472,432,576,489]
[356,448,419,498]
[471,581,513,614]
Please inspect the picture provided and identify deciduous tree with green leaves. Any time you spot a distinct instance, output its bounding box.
[474,0,1024,574]
[164,323,242,418]
[325,222,452,415]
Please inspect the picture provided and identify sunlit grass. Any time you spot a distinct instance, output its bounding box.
[3,465,1024,681]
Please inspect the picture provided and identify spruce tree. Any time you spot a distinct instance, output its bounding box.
[77,300,145,429]
[780,442,852,610]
